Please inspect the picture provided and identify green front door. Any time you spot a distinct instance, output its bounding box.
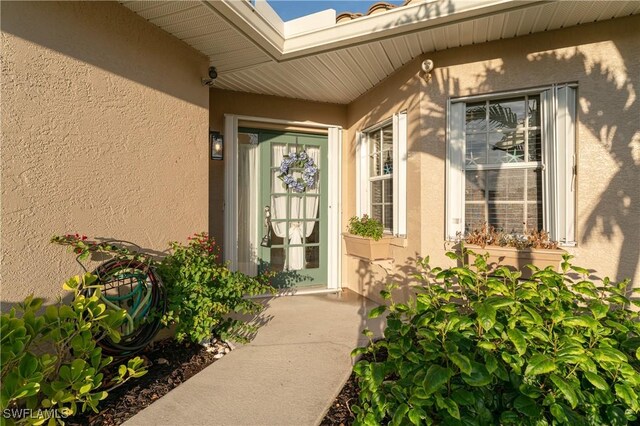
[251,130,328,288]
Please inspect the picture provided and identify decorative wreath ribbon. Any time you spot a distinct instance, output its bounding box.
[277,151,318,193]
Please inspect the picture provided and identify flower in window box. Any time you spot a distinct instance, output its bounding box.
[457,223,565,278]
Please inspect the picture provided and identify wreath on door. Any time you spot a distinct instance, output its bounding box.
[278,151,318,193]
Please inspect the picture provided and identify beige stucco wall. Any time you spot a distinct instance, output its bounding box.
[1,1,210,306]
[343,57,424,302]
[208,89,347,250]
[3,2,635,308]
[343,16,639,303]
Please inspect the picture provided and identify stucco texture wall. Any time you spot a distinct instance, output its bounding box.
[343,16,639,302]
[344,57,424,302]
[1,1,210,306]
[208,89,347,249]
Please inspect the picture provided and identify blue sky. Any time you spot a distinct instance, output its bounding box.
[267,0,405,21]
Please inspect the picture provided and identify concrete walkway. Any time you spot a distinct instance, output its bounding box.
[124,290,385,426]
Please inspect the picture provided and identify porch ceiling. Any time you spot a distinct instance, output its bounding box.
[122,0,640,104]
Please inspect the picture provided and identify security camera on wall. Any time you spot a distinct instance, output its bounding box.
[202,66,218,87]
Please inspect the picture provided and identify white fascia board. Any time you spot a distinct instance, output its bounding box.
[209,0,548,62]
[284,9,337,37]
[282,0,548,58]
[254,0,284,35]
[202,0,284,59]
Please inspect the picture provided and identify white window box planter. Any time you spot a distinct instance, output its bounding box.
[461,244,567,278]
[342,233,393,261]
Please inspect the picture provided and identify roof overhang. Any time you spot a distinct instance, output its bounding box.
[208,0,550,60]
[121,0,640,103]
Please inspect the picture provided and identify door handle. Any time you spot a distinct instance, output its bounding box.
[264,205,271,228]
[261,206,272,248]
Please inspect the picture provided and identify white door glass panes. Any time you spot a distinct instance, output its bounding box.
[368,124,394,231]
[269,143,321,271]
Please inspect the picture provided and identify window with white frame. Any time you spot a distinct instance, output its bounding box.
[368,124,394,230]
[446,84,576,244]
[356,112,407,236]
[464,95,543,231]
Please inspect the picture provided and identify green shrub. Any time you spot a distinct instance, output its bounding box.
[52,233,275,345]
[352,248,640,425]
[348,215,384,241]
[156,233,273,343]
[1,274,147,425]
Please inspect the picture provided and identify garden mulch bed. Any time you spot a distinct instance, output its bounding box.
[67,338,375,426]
[321,348,387,426]
[67,338,226,426]
[321,369,359,425]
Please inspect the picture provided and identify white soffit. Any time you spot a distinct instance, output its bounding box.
[121,0,640,104]
[121,1,273,71]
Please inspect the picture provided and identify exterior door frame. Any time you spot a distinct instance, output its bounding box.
[223,114,342,291]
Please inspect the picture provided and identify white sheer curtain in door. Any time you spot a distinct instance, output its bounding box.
[270,145,289,267]
[270,145,320,271]
[288,147,320,270]
[237,143,258,275]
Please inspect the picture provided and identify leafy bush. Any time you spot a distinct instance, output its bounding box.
[352,248,640,425]
[52,232,274,344]
[348,215,384,241]
[157,233,274,343]
[462,223,558,250]
[51,234,148,262]
[1,274,147,425]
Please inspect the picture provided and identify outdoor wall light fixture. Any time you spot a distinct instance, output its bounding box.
[421,59,434,82]
[210,131,223,160]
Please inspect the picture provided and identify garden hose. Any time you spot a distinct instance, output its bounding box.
[82,255,167,358]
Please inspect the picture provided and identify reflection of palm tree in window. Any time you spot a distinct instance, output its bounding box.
[488,104,519,130]
[467,102,529,232]
[466,103,518,131]
[467,103,524,157]
[488,104,523,156]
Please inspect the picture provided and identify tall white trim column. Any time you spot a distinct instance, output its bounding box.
[223,114,239,269]
[327,126,342,290]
